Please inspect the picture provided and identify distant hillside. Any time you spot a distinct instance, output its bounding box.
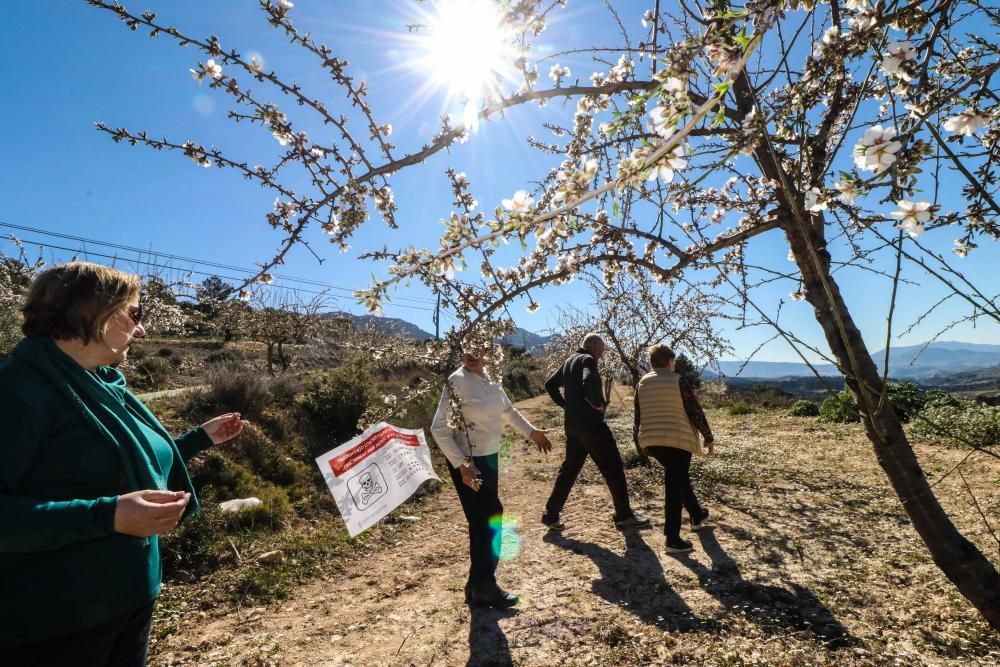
[325,312,434,341]
[325,313,553,353]
[708,341,1000,380]
[500,327,553,354]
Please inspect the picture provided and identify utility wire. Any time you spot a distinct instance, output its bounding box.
[7,237,436,313]
[0,221,437,306]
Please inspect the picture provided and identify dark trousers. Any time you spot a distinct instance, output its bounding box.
[647,446,704,541]
[0,601,154,667]
[448,453,503,591]
[544,422,633,521]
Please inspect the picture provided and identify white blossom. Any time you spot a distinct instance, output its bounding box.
[790,290,806,301]
[835,179,859,205]
[844,0,868,9]
[942,109,989,136]
[804,187,827,212]
[880,41,917,82]
[890,199,932,237]
[190,58,223,83]
[502,190,534,214]
[273,130,294,146]
[647,105,675,138]
[853,125,902,174]
[276,0,294,9]
[646,144,687,183]
[549,64,571,84]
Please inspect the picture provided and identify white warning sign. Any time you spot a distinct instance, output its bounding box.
[315,422,440,537]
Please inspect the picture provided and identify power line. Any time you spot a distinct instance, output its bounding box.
[0,221,438,306]
[4,237,436,313]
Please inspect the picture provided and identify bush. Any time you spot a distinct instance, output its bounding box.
[299,361,380,455]
[129,356,173,391]
[911,400,1000,449]
[886,381,926,422]
[789,400,820,417]
[727,402,761,415]
[204,348,248,365]
[819,390,860,423]
[186,365,272,420]
[674,353,701,390]
[231,422,312,493]
[188,453,291,529]
[159,498,229,578]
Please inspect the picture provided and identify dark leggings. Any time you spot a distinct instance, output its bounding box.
[447,453,503,591]
[0,600,154,667]
[646,446,704,541]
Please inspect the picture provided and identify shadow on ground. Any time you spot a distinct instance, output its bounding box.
[674,527,858,648]
[467,606,517,667]
[544,530,705,632]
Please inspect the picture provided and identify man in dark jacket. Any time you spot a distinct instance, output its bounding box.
[541,333,650,531]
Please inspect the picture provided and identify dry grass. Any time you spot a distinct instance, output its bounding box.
[150,388,1000,666]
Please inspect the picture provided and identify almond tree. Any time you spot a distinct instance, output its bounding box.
[90,0,1000,625]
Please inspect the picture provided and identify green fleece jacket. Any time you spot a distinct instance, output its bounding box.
[0,337,212,647]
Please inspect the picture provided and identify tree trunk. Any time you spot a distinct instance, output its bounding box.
[784,213,1000,629]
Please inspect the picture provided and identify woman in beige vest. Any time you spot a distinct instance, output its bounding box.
[633,344,715,553]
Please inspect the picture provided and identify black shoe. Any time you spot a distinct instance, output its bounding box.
[690,509,712,531]
[613,513,652,529]
[486,586,519,609]
[665,537,694,554]
[465,584,519,609]
[541,514,565,531]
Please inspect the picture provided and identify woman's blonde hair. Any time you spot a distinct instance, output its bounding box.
[21,262,141,343]
[648,343,676,369]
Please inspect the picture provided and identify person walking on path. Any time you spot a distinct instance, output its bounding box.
[633,343,715,554]
[431,344,552,609]
[541,333,650,531]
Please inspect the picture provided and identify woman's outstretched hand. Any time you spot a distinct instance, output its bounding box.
[201,412,244,445]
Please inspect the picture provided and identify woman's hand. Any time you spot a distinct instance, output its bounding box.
[113,490,190,537]
[201,412,244,445]
[705,439,715,455]
[459,461,482,492]
[529,428,552,454]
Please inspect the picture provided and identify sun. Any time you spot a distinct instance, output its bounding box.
[422,0,514,104]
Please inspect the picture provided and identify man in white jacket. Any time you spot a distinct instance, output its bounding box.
[431,347,552,608]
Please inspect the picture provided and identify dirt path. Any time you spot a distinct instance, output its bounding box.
[154,393,1000,666]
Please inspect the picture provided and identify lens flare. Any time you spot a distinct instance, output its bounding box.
[490,514,523,561]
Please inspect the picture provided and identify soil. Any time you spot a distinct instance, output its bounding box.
[152,389,1000,666]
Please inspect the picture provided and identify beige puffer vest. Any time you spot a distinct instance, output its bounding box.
[635,369,702,454]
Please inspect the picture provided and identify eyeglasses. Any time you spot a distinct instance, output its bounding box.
[126,303,144,326]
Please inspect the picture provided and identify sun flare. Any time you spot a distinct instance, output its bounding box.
[423,0,513,103]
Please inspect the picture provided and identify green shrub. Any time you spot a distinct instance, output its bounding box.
[911,400,1000,449]
[186,365,272,420]
[128,356,173,391]
[885,381,926,422]
[204,348,248,365]
[674,353,701,390]
[789,400,820,417]
[819,390,860,423]
[191,452,259,498]
[299,361,380,455]
[231,422,312,493]
[159,497,229,578]
[727,402,761,415]
[223,484,291,531]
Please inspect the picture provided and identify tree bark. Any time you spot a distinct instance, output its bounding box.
[783,210,1000,629]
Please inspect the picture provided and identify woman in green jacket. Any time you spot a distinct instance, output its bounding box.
[0,262,244,666]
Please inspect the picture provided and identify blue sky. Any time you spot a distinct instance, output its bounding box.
[1,1,995,362]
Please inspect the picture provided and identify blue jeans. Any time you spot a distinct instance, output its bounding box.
[0,600,154,667]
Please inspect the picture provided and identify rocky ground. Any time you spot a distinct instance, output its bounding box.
[152,390,1000,666]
